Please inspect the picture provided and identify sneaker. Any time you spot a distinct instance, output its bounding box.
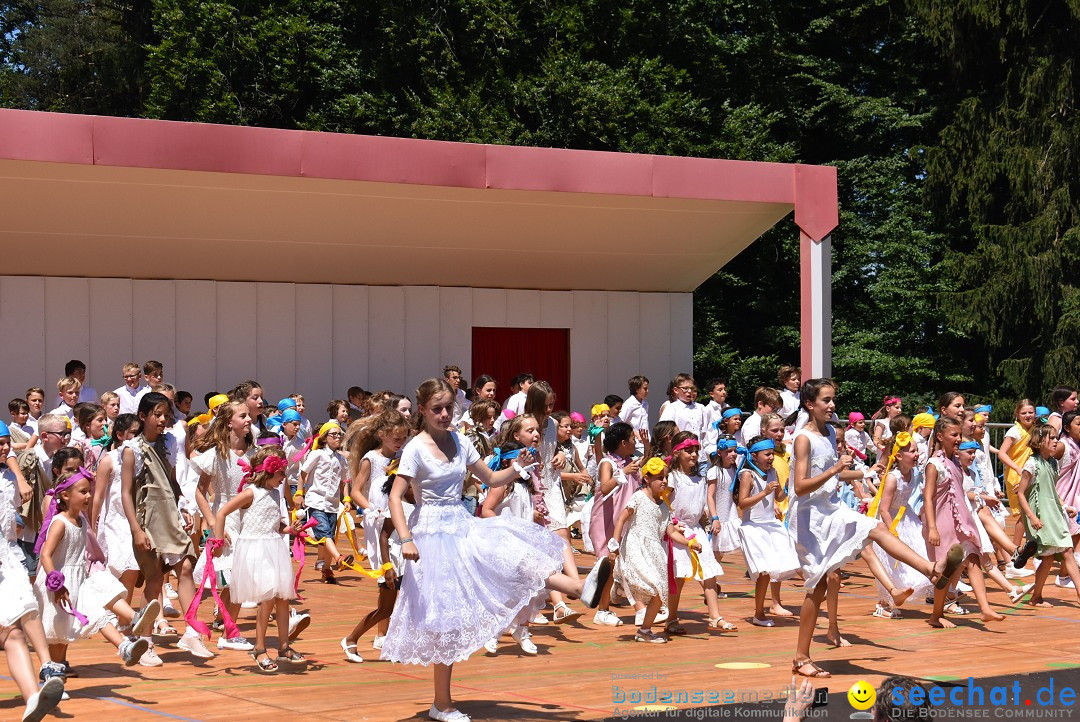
[163,601,181,619]
[513,628,537,655]
[655,606,670,624]
[288,611,311,641]
[428,703,471,722]
[372,635,385,650]
[119,637,150,667]
[592,610,623,626]
[37,662,65,684]
[139,644,163,667]
[582,557,613,608]
[217,636,255,651]
[60,661,78,678]
[956,580,973,593]
[1055,575,1075,589]
[1012,539,1039,569]
[131,599,162,638]
[178,632,216,659]
[634,628,668,644]
[164,582,179,600]
[23,676,64,722]
[1005,564,1035,579]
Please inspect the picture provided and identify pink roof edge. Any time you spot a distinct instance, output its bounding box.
[0,108,838,240]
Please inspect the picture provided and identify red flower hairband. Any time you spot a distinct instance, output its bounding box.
[237,455,288,491]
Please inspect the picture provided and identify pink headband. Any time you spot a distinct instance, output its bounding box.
[34,466,94,554]
[848,412,865,424]
[237,455,288,492]
[502,409,517,420]
[884,396,901,406]
[665,438,700,463]
[569,412,586,424]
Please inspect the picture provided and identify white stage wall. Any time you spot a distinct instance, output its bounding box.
[0,276,691,424]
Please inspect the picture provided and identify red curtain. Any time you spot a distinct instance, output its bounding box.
[471,328,570,410]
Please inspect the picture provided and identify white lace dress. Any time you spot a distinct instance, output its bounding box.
[787,427,878,589]
[97,448,139,576]
[0,472,37,627]
[191,447,252,585]
[707,465,741,553]
[33,515,125,643]
[230,486,294,604]
[667,470,724,580]
[380,433,565,666]
[613,490,671,605]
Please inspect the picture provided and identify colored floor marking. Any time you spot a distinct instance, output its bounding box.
[99,697,205,721]
[716,662,771,670]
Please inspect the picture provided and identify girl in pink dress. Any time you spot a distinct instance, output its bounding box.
[923,416,1004,627]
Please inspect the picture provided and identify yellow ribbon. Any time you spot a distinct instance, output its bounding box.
[187,412,211,427]
[591,403,610,418]
[642,456,667,477]
[208,394,229,412]
[866,431,913,526]
[889,507,906,534]
[312,420,341,450]
[685,544,704,580]
[912,413,936,431]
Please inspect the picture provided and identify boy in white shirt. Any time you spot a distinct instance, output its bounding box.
[700,378,728,456]
[114,362,150,414]
[48,376,80,422]
[496,374,533,433]
[619,375,650,452]
[24,387,44,434]
[777,364,802,420]
[740,386,782,444]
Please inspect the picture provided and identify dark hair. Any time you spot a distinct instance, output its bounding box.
[64,359,86,376]
[137,391,171,418]
[603,394,623,408]
[890,414,912,437]
[50,446,85,477]
[76,403,104,432]
[937,391,964,416]
[874,676,930,722]
[203,391,220,407]
[108,414,141,451]
[327,399,348,418]
[472,374,496,394]
[1029,422,1056,453]
[1062,410,1080,436]
[628,376,649,394]
[799,378,837,409]
[143,360,163,376]
[470,399,499,425]
[8,398,28,414]
[176,391,192,406]
[651,420,679,456]
[603,422,635,454]
[704,378,725,394]
[1051,386,1077,412]
[511,373,534,387]
[230,380,262,403]
[347,385,366,400]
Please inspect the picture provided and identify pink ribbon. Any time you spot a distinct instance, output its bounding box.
[185,538,240,640]
[290,519,318,599]
[290,436,315,463]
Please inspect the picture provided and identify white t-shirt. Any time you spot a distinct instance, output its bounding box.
[741,413,763,445]
[283,435,306,483]
[300,448,349,513]
[1004,426,1023,442]
[48,403,74,422]
[779,388,800,419]
[619,395,649,432]
[115,383,150,415]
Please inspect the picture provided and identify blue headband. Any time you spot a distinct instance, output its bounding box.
[280,409,302,423]
[958,441,980,451]
[0,420,8,438]
[265,413,283,434]
[974,404,992,414]
[730,439,775,492]
[487,446,531,471]
[715,438,739,452]
[1036,406,1051,418]
[722,408,742,420]
[277,398,297,411]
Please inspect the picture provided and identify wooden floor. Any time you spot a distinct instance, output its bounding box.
[4,542,1079,721]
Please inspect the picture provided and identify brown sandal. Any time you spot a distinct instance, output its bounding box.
[792,658,831,678]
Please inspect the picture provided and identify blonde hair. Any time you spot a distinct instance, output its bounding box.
[99,391,119,406]
[194,401,253,459]
[496,414,540,449]
[122,362,140,373]
[57,376,81,393]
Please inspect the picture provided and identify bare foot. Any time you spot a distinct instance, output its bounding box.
[1028,599,1052,608]
[928,617,957,629]
[890,587,914,607]
[825,631,851,647]
[981,611,1005,622]
[769,604,794,617]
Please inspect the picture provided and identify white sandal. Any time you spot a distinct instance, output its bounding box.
[340,637,364,663]
[708,617,738,631]
[552,602,582,624]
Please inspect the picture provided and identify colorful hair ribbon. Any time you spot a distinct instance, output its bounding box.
[236,455,288,492]
[911,413,936,431]
[665,438,700,463]
[208,394,230,412]
[958,440,981,451]
[641,456,667,477]
[721,408,742,420]
[973,404,992,415]
[587,424,605,441]
[590,404,610,418]
[34,467,94,555]
[730,439,774,492]
[866,431,912,521]
[486,446,525,471]
[187,412,212,427]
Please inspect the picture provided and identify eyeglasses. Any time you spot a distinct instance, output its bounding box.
[677,386,698,393]
[42,430,71,439]
[326,432,345,439]
[123,374,140,380]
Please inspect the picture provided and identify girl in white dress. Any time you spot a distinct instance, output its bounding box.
[609,457,700,644]
[789,379,962,679]
[191,401,254,652]
[868,433,932,619]
[34,468,159,670]
[384,379,588,722]
[91,414,142,599]
[706,437,741,557]
[666,432,733,633]
[735,437,799,627]
[210,447,302,673]
[348,409,410,649]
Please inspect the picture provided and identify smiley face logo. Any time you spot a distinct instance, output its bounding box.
[848,680,876,711]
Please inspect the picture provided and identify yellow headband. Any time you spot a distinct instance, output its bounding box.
[208,394,229,412]
[641,457,667,476]
[313,420,341,450]
[187,412,212,427]
[868,431,914,519]
[591,403,610,418]
[912,413,936,430]
[974,413,986,424]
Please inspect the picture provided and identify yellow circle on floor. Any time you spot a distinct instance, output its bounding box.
[634,705,678,712]
[715,662,772,670]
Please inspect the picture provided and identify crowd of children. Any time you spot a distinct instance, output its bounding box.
[2,358,1080,721]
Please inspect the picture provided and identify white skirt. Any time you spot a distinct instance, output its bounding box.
[99,508,139,576]
[711,517,742,554]
[230,535,295,604]
[0,548,38,627]
[873,513,932,600]
[381,500,564,666]
[788,492,878,590]
[738,520,801,582]
[672,523,724,580]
